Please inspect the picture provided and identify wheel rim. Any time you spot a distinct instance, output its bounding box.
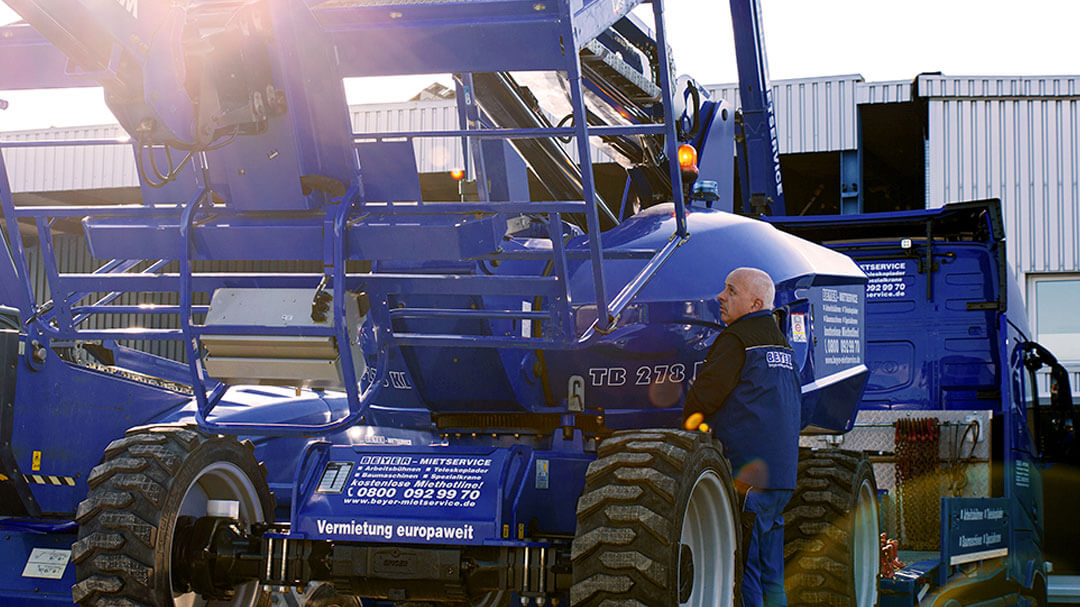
[679,469,737,607]
[171,460,266,607]
[852,477,879,606]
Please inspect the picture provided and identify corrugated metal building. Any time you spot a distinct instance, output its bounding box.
[0,99,604,194]
[3,74,1079,390]
[707,75,862,154]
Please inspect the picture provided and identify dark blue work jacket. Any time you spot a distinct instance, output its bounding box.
[683,310,801,490]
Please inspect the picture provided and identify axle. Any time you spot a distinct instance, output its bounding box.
[173,516,572,603]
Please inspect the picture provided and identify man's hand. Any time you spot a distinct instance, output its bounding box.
[684,412,710,433]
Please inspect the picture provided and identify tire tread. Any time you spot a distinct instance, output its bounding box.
[72,428,274,606]
[783,448,878,607]
[571,430,737,606]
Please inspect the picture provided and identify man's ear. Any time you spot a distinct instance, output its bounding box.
[752,298,763,311]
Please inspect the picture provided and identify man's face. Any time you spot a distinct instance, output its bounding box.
[717,272,759,325]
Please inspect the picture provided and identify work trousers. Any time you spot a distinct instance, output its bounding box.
[741,488,793,607]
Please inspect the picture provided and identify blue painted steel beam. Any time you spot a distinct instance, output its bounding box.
[389,309,550,320]
[840,150,861,214]
[30,322,338,341]
[357,124,667,141]
[70,258,172,326]
[603,234,687,324]
[0,154,40,319]
[316,0,644,77]
[0,24,93,89]
[34,216,73,330]
[649,0,688,238]
[566,52,612,335]
[729,0,786,215]
[178,184,213,421]
[359,202,588,214]
[0,138,134,148]
[37,328,185,340]
[320,3,566,76]
[478,250,656,261]
[390,334,565,349]
[53,273,565,296]
[71,305,210,315]
[10,206,183,218]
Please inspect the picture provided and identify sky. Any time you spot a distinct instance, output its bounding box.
[0,0,1078,130]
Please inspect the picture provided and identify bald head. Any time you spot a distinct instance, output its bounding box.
[717,267,775,324]
[730,267,775,308]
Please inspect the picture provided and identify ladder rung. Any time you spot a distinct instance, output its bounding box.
[478,249,657,261]
[192,325,337,338]
[389,308,550,320]
[390,333,564,349]
[48,328,185,340]
[56,273,565,297]
[356,201,588,214]
[71,305,209,315]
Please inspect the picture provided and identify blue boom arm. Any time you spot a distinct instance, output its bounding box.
[729,0,786,215]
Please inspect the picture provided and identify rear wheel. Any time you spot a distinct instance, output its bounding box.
[571,429,740,606]
[72,426,275,607]
[784,448,879,607]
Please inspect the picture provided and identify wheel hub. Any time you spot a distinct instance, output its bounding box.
[678,543,695,602]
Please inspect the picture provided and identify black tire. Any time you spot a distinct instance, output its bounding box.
[784,448,879,607]
[71,425,275,606]
[570,429,740,606]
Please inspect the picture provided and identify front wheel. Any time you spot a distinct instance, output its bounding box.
[784,448,879,607]
[72,426,275,607]
[571,429,740,606]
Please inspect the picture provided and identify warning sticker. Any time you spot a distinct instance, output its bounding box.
[22,548,70,580]
[790,313,807,343]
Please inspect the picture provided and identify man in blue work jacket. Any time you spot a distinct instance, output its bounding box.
[683,267,800,607]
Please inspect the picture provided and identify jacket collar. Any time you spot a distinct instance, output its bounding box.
[724,309,773,328]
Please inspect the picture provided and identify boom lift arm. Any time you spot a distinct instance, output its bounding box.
[4,0,282,149]
[729,0,786,215]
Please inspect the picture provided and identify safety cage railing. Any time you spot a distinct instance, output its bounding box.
[0,0,691,435]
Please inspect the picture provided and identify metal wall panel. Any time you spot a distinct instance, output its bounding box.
[351,101,464,173]
[1,99,611,194]
[857,79,912,104]
[918,75,1080,99]
[922,78,1080,278]
[0,125,135,193]
[350,99,609,168]
[706,74,861,153]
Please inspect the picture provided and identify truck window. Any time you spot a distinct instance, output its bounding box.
[1030,275,1080,362]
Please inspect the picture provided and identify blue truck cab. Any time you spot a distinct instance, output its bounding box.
[774,199,1078,605]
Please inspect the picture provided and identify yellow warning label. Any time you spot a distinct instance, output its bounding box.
[23,474,75,486]
[517,523,525,540]
[502,524,509,539]
[31,451,41,472]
